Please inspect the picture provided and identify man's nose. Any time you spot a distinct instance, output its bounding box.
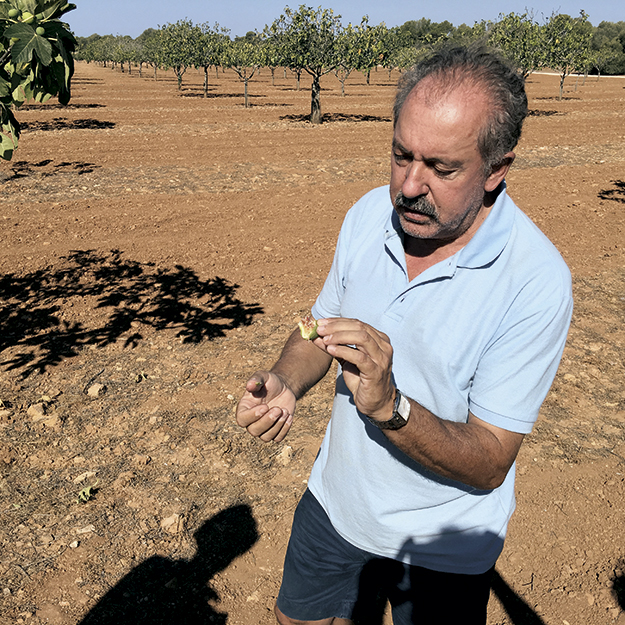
[402,161,429,198]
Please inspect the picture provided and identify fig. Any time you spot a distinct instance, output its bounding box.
[21,11,34,23]
[36,26,45,36]
[8,8,20,18]
[298,314,319,341]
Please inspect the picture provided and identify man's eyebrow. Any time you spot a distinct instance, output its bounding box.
[392,138,411,154]
[392,138,463,169]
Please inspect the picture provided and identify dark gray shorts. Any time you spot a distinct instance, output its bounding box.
[276,489,492,625]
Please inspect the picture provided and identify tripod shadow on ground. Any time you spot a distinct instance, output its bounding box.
[348,529,546,625]
[78,504,259,625]
[350,564,546,625]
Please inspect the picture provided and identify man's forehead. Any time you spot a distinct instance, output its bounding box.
[406,74,489,112]
[396,78,489,138]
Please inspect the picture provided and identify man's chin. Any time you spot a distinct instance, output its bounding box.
[398,214,438,239]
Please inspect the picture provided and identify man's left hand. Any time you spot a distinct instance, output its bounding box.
[315,318,395,421]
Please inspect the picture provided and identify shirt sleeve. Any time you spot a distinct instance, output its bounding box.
[468,269,573,434]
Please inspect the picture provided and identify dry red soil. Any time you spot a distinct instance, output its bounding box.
[0,62,625,625]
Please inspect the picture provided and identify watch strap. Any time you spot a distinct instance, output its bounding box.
[367,389,410,430]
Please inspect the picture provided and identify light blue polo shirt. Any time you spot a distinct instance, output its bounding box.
[308,184,573,574]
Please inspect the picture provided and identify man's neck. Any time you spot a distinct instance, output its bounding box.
[403,199,494,281]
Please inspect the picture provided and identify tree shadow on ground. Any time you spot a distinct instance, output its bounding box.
[21,118,116,132]
[2,159,99,180]
[71,78,104,85]
[280,112,391,123]
[19,102,105,111]
[534,96,580,101]
[527,109,562,117]
[179,91,265,100]
[78,504,259,625]
[599,180,625,203]
[0,249,263,377]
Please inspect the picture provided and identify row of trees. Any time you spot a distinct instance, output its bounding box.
[75,8,624,122]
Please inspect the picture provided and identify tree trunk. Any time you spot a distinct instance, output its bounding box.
[296,70,301,91]
[244,79,249,108]
[271,67,275,87]
[153,64,158,81]
[128,62,132,75]
[366,69,371,85]
[204,66,209,97]
[310,74,322,124]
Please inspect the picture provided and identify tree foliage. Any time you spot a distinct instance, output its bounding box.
[489,12,543,79]
[159,18,196,90]
[0,0,76,160]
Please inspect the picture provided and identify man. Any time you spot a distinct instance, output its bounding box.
[236,46,572,625]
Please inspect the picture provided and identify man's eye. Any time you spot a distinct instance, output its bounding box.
[394,152,410,163]
[434,167,454,176]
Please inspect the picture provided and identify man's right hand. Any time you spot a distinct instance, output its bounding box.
[236,371,296,442]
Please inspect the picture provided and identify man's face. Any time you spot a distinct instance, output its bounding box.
[390,78,501,246]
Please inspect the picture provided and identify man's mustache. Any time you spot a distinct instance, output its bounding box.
[394,192,438,218]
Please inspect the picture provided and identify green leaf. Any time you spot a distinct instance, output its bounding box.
[0,77,10,98]
[0,113,19,161]
[5,23,53,65]
[35,0,64,20]
[18,0,38,15]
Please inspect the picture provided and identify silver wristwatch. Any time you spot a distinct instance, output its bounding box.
[367,389,411,430]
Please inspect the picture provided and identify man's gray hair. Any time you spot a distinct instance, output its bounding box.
[394,45,528,172]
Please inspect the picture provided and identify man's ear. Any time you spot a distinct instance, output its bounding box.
[484,152,515,192]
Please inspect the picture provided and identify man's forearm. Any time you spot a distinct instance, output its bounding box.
[271,329,334,399]
[382,398,524,491]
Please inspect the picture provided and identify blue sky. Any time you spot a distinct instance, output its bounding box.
[69,0,623,39]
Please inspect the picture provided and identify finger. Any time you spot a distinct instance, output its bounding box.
[324,329,386,361]
[245,406,288,438]
[236,402,271,428]
[245,371,270,394]
[259,412,293,442]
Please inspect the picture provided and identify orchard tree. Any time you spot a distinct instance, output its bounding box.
[195,22,229,97]
[260,29,283,86]
[112,35,136,74]
[543,11,593,100]
[489,12,543,78]
[137,28,162,79]
[333,22,358,95]
[160,19,196,90]
[222,37,261,108]
[0,0,76,160]
[353,17,388,85]
[271,5,342,124]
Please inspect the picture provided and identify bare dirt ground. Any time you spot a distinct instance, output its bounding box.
[0,61,624,625]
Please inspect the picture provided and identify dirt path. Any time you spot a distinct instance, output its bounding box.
[0,62,624,625]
